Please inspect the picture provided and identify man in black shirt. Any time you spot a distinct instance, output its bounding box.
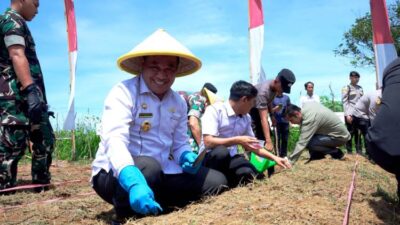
[367,58,400,201]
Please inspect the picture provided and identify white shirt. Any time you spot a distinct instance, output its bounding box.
[91,76,190,178]
[201,101,255,156]
[300,94,320,107]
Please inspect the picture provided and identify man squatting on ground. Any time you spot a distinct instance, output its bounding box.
[285,102,350,163]
[0,0,54,192]
[202,80,291,188]
[91,29,228,221]
[366,58,400,201]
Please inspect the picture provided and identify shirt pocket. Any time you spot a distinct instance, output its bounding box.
[169,113,182,130]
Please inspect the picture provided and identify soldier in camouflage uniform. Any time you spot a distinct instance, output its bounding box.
[0,0,55,191]
[179,83,218,153]
[342,71,363,154]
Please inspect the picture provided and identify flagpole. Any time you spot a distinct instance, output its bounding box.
[68,53,76,161]
[248,0,253,83]
[64,0,77,160]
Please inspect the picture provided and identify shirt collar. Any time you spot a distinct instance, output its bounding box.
[224,101,236,117]
[6,8,24,20]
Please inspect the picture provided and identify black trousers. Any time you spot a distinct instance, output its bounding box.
[250,107,264,141]
[367,140,400,198]
[203,146,263,187]
[276,123,289,157]
[352,116,370,154]
[92,156,228,217]
[345,117,360,153]
[306,134,346,159]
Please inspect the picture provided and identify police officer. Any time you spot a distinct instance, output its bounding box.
[342,71,363,154]
[367,58,400,202]
[350,89,382,156]
[0,0,54,192]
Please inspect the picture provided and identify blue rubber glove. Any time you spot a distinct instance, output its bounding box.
[118,165,162,215]
[179,151,201,174]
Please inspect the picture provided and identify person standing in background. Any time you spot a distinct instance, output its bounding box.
[0,0,55,192]
[299,81,320,107]
[271,92,291,157]
[342,71,363,154]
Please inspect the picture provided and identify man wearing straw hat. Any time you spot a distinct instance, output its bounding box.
[91,29,228,221]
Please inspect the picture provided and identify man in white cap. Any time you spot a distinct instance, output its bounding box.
[91,29,228,221]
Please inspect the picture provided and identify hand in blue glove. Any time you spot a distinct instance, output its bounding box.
[118,165,162,215]
[179,151,201,174]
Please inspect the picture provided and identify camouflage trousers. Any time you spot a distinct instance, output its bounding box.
[0,112,55,189]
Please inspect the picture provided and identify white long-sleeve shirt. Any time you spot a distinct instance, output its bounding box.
[91,76,190,178]
[299,94,320,107]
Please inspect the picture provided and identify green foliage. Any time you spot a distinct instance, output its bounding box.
[334,0,400,67]
[320,95,343,112]
[54,115,100,161]
[287,126,300,154]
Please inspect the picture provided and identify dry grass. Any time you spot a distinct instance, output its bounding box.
[0,154,399,225]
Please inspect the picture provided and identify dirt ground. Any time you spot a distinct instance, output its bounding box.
[0,154,399,225]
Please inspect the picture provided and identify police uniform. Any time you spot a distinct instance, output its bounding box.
[341,83,363,153]
[350,89,382,154]
[0,8,54,189]
[367,58,400,201]
[249,79,276,140]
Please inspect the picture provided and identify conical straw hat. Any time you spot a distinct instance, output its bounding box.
[117,29,202,77]
[204,88,223,104]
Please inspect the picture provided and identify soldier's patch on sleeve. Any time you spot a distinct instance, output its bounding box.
[4,35,25,48]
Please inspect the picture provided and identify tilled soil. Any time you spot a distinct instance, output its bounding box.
[0,154,398,225]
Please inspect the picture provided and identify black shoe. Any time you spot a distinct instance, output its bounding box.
[32,181,50,193]
[330,149,344,160]
[309,151,326,160]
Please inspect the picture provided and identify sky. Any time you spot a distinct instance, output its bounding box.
[1,0,397,126]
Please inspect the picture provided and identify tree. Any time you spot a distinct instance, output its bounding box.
[334,0,400,67]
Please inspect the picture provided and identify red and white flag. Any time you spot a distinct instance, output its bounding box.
[249,0,266,85]
[370,0,398,88]
[63,0,77,130]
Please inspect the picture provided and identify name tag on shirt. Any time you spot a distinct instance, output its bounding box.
[139,113,153,118]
